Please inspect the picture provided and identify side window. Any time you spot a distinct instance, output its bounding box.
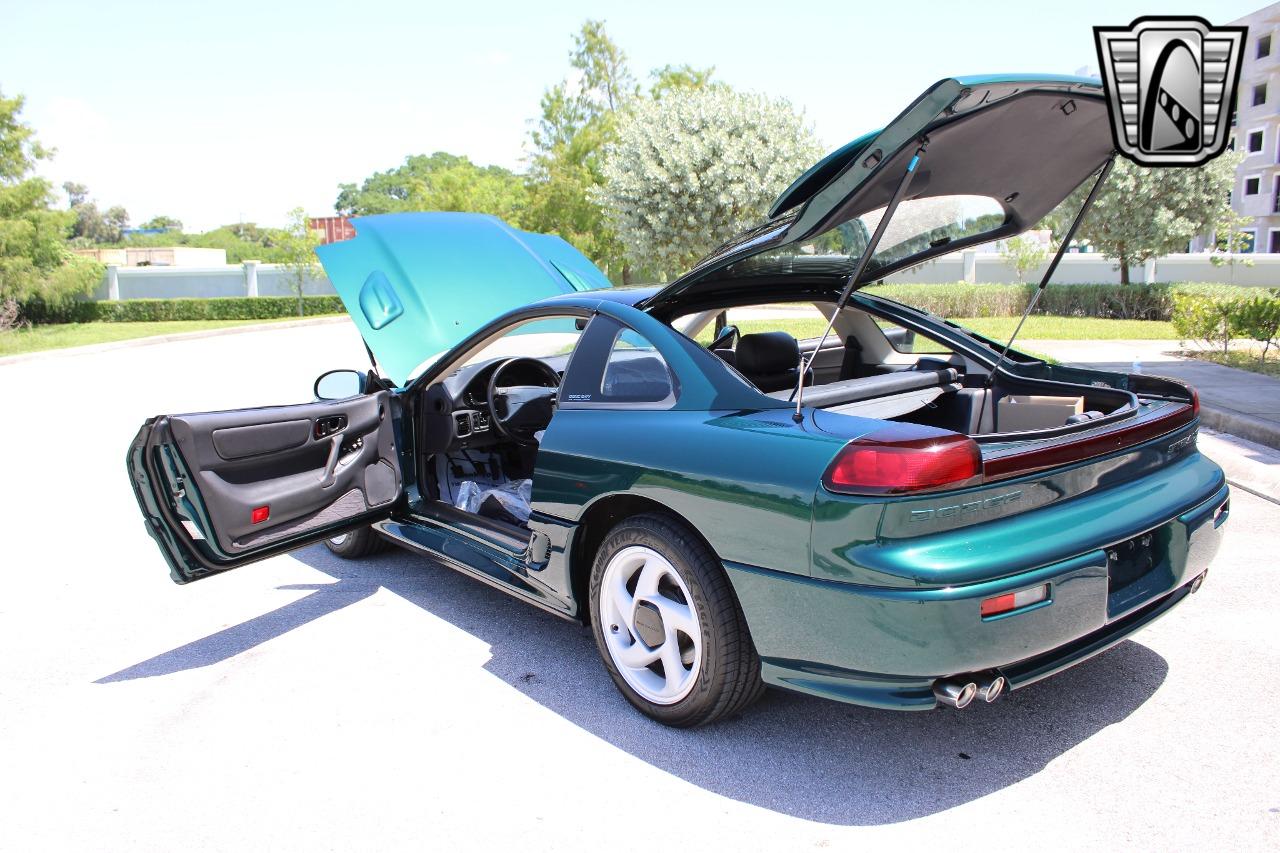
[878,320,953,355]
[560,316,677,406]
[601,327,675,403]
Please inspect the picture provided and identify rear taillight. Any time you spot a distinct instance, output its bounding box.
[823,430,983,495]
[1190,387,1200,416]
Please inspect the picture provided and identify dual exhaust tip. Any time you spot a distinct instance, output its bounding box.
[933,671,1005,709]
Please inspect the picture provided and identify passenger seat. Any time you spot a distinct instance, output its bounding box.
[735,332,811,394]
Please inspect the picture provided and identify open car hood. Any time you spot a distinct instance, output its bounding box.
[316,213,611,385]
[642,75,1114,315]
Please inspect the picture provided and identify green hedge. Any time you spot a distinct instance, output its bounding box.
[862,282,1280,322]
[1170,286,1280,361]
[862,283,1182,320]
[21,296,346,324]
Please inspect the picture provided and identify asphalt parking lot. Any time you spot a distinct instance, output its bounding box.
[0,320,1277,851]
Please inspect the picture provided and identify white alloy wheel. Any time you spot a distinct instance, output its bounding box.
[598,545,703,704]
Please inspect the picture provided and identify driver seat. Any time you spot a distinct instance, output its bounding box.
[735,332,810,394]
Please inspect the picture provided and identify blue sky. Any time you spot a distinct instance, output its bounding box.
[2,0,1256,231]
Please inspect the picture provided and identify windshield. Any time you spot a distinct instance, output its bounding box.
[752,194,1006,278]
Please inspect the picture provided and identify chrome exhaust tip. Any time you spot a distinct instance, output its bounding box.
[975,671,1006,703]
[933,678,978,709]
[1190,570,1208,594]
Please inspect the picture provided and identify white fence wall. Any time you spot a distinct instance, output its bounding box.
[88,253,1280,301]
[92,263,333,300]
[881,252,1276,286]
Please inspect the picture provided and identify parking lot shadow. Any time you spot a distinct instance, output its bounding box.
[99,544,1169,826]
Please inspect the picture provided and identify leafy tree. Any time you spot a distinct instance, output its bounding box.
[141,215,182,232]
[649,64,719,99]
[1041,154,1240,283]
[0,90,99,317]
[1000,235,1049,283]
[595,87,822,277]
[275,207,322,316]
[66,187,130,244]
[523,19,640,281]
[335,152,525,220]
[569,19,636,113]
[62,181,87,208]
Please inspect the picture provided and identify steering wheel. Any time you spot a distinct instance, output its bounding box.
[486,357,562,443]
[706,324,739,352]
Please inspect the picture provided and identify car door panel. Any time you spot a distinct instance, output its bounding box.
[210,418,311,459]
[129,392,401,583]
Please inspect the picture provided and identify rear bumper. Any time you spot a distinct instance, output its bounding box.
[726,476,1229,711]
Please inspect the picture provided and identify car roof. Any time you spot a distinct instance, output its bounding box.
[532,285,659,309]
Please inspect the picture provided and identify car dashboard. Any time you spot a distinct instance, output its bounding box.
[437,356,568,450]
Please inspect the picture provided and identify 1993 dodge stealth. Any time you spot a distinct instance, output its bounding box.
[128,75,1229,727]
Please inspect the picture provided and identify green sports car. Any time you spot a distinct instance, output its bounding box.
[128,75,1228,727]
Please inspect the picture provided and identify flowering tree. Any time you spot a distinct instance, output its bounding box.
[595,87,822,278]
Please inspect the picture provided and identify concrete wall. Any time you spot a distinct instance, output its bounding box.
[87,252,1280,301]
[92,263,333,300]
[881,252,1277,286]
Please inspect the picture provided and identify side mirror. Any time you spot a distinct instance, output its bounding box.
[314,369,365,401]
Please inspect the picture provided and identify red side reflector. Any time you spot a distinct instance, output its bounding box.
[251,505,270,524]
[981,584,1050,617]
[823,430,982,495]
[980,593,1017,617]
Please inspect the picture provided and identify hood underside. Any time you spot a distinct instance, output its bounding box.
[643,75,1114,314]
[316,213,611,385]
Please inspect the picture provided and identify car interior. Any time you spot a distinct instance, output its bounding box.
[409,315,679,543]
[671,299,1134,438]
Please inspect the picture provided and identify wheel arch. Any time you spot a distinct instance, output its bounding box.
[568,493,719,624]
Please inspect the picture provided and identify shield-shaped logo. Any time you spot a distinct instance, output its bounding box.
[1095,16,1246,166]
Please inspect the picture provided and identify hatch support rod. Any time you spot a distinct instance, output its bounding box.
[792,142,928,422]
[985,156,1115,389]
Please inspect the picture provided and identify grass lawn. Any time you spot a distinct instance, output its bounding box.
[4,313,1176,359]
[1183,349,1280,379]
[709,315,1177,343]
[0,317,340,358]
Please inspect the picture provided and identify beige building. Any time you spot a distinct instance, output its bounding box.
[1230,3,1280,252]
[73,246,227,267]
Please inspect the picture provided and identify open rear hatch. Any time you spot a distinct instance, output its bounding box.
[640,75,1115,314]
[642,74,1199,477]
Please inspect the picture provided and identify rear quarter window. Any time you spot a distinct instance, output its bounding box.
[560,316,678,407]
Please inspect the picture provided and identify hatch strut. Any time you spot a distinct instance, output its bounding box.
[984,157,1115,391]
[792,142,928,422]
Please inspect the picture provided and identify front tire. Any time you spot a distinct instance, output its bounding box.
[323,526,388,559]
[588,513,764,727]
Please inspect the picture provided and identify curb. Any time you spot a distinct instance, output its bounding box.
[1198,406,1280,453]
[1198,429,1280,506]
[0,315,351,366]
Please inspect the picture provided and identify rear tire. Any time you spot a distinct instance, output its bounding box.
[588,513,764,727]
[323,526,388,559]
